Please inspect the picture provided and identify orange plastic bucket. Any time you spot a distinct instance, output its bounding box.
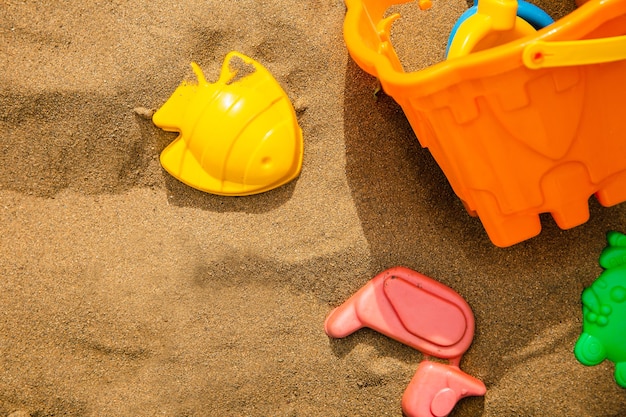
[344,0,626,247]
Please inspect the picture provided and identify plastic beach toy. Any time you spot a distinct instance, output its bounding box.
[446,0,538,59]
[342,0,626,247]
[325,267,476,359]
[446,0,554,57]
[403,361,486,417]
[153,51,303,196]
[325,267,485,417]
[575,231,626,388]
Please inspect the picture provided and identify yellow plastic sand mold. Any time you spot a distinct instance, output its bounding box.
[152,51,303,196]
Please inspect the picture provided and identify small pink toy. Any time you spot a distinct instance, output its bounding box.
[402,361,486,417]
[325,267,485,417]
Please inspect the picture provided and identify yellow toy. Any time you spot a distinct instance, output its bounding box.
[153,51,303,196]
[447,0,537,58]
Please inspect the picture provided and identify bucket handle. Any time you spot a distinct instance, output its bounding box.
[523,35,626,69]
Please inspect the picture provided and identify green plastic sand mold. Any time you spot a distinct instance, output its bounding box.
[575,231,626,387]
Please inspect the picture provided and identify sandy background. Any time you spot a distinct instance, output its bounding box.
[2,0,626,416]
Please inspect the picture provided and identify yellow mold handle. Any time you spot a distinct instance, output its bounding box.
[216,51,264,84]
[523,35,626,69]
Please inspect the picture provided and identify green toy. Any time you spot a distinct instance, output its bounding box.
[575,231,626,387]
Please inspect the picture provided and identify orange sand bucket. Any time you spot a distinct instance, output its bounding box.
[344,0,626,247]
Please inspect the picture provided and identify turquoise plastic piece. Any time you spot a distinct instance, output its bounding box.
[575,231,626,388]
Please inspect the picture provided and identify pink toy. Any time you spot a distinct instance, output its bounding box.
[402,361,486,417]
[325,267,485,417]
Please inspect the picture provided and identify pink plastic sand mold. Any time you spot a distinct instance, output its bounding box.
[325,266,485,417]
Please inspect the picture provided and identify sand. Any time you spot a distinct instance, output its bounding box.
[1,0,626,416]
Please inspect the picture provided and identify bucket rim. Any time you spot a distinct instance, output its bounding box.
[344,0,626,97]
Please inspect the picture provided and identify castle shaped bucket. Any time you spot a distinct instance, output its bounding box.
[344,0,626,247]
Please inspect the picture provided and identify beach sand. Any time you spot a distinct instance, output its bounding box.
[1,0,626,415]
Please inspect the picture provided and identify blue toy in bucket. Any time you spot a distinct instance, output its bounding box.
[446,0,554,56]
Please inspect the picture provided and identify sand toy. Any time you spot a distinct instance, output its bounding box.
[575,231,626,388]
[343,0,626,246]
[446,0,539,58]
[153,51,303,196]
[325,267,485,417]
[445,0,554,57]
